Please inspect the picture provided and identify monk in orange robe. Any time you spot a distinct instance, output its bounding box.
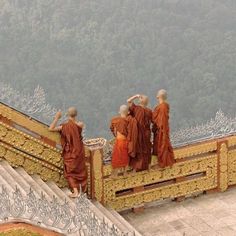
[110,105,138,177]
[127,94,152,171]
[49,107,87,198]
[152,89,175,168]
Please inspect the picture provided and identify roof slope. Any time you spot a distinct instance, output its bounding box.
[0,160,141,236]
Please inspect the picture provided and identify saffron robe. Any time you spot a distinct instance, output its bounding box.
[152,102,175,168]
[129,103,152,171]
[61,120,87,191]
[110,116,138,169]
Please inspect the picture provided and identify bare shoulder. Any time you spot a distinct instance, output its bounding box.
[76,121,84,128]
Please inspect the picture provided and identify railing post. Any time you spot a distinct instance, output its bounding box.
[218,140,229,192]
[90,149,104,202]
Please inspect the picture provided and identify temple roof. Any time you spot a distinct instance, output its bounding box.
[0,160,141,236]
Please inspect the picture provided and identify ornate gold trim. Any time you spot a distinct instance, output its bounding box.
[219,143,228,192]
[174,141,217,159]
[0,122,63,168]
[103,154,217,210]
[93,150,103,202]
[0,142,67,187]
[227,149,236,186]
[0,103,60,144]
[228,136,236,147]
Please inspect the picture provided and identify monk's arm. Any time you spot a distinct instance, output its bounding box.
[127,94,140,107]
[49,111,62,132]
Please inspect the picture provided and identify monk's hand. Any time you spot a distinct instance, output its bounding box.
[55,111,62,120]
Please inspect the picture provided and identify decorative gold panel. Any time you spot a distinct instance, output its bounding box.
[219,143,228,192]
[108,176,217,211]
[0,103,60,144]
[103,156,158,177]
[228,136,236,147]
[93,150,103,202]
[0,122,63,168]
[228,149,236,186]
[174,141,217,159]
[0,142,66,187]
[103,155,217,210]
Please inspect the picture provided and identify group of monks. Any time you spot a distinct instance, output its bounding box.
[49,89,175,198]
[110,89,175,177]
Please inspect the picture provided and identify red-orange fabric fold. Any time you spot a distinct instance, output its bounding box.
[110,116,138,169]
[129,103,152,171]
[61,120,87,191]
[152,102,175,168]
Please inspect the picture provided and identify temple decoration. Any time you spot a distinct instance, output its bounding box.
[171,110,236,147]
[83,138,107,150]
[0,186,131,236]
[0,82,58,124]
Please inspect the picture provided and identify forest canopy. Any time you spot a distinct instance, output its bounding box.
[0,0,235,138]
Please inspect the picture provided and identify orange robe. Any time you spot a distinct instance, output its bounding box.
[61,120,87,191]
[129,103,152,171]
[110,116,138,169]
[152,102,175,168]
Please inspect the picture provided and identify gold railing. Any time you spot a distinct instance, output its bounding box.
[89,136,236,211]
[1,101,236,210]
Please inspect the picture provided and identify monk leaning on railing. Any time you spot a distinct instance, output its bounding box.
[49,107,87,198]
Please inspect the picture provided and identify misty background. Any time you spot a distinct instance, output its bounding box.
[0,0,235,138]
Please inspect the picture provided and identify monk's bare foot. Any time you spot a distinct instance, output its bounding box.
[69,192,80,198]
[132,169,136,174]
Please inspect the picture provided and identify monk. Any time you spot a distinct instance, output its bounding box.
[49,107,87,198]
[110,105,138,177]
[127,94,152,171]
[152,89,175,168]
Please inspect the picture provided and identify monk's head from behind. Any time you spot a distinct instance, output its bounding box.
[139,94,149,107]
[119,104,129,117]
[157,89,167,103]
[67,107,78,118]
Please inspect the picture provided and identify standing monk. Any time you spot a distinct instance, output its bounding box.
[49,107,87,197]
[110,105,138,177]
[153,90,175,168]
[127,94,152,171]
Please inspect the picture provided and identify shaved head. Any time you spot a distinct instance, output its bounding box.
[119,104,129,116]
[157,89,167,100]
[139,94,149,106]
[67,107,78,118]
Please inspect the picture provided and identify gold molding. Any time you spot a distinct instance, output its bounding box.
[174,141,217,159]
[228,149,236,186]
[93,150,103,202]
[0,103,60,144]
[228,136,236,147]
[0,142,67,187]
[0,122,63,168]
[219,143,228,192]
